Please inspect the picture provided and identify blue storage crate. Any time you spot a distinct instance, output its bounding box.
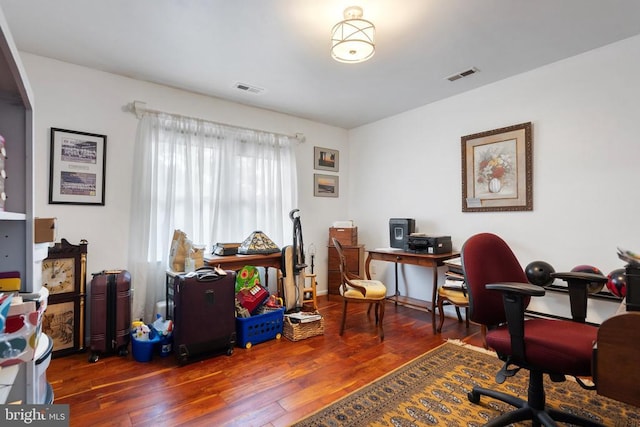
[236,307,284,348]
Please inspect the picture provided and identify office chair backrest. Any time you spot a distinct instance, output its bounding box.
[461,233,530,327]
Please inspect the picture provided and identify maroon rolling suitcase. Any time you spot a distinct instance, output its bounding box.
[89,270,132,363]
[173,267,236,364]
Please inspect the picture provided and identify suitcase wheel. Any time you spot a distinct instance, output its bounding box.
[227,347,234,356]
[276,333,282,340]
[118,346,129,357]
[244,342,252,349]
[178,345,189,364]
[89,352,99,363]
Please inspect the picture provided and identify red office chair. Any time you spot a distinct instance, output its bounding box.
[461,233,607,427]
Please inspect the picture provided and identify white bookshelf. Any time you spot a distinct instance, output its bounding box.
[0,6,36,291]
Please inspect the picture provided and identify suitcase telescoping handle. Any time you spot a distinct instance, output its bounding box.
[185,266,226,282]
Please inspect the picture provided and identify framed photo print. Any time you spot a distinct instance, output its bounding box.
[314,173,339,198]
[314,146,339,172]
[461,122,532,212]
[49,128,107,205]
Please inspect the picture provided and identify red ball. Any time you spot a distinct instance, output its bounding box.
[606,268,627,298]
[571,265,605,294]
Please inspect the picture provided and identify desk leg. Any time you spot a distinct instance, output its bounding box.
[431,262,438,334]
[394,262,399,306]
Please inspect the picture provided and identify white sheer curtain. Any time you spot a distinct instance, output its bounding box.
[128,112,298,321]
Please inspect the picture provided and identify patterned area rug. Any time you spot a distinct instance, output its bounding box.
[293,341,640,426]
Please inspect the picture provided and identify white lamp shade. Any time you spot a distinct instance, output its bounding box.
[331,18,375,63]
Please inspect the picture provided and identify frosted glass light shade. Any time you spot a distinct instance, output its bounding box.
[331,7,375,63]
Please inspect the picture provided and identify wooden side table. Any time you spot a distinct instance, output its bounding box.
[365,248,460,334]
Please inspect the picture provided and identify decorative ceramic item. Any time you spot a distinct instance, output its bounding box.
[488,177,502,193]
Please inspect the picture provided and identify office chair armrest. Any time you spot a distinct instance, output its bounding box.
[486,282,545,362]
[486,282,546,296]
[551,272,608,323]
[551,271,607,283]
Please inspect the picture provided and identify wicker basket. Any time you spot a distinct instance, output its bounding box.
[283,315,324,341]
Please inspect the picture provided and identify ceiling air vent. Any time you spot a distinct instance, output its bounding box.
[446,67,479,82]
[234,82,265,94]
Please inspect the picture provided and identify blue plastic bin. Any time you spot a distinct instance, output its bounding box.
[131,329,160,362]
[235,307,284,349]
[156,332,173,357]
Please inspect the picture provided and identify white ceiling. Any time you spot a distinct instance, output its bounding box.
[2,0,640,129]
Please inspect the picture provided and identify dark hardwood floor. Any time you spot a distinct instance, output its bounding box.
[47,296,484,426]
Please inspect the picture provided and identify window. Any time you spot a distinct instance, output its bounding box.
[128,113,297,320]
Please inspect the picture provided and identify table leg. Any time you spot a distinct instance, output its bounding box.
[394,262,399,306]
[431,261,438,334]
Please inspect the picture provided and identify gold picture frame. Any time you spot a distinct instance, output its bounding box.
[461,122,532,212]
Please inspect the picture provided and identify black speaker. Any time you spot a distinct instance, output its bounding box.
[389,218,415,249]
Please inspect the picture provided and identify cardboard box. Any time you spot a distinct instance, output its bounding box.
[329,226,357,246]
[34,217,56,243]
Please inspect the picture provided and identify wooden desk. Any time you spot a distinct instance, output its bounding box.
[205,252,283,290]
[205,252,282,271]
[365,249,460,333]
[596,307,640,407]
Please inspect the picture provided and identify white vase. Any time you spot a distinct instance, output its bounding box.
[488,177,502,193]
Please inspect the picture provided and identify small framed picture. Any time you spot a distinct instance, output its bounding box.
[314,146,339,172]
[49,128,107,205]
[314,173,339,197]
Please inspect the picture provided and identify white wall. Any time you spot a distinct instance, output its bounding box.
[348,35,640,319]
[22,34,640,322]
[22,53,349,297]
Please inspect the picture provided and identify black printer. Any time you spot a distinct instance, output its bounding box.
[406,234,452,254]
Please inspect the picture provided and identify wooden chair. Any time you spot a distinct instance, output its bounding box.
[332,238,387,340]
[436,286,469,333]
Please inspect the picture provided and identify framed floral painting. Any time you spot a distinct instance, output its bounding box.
[461,122,532,212]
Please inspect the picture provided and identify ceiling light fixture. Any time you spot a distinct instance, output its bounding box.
[331,6,375,64]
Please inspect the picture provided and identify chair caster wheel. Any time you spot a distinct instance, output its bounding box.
[468,390,480,404]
